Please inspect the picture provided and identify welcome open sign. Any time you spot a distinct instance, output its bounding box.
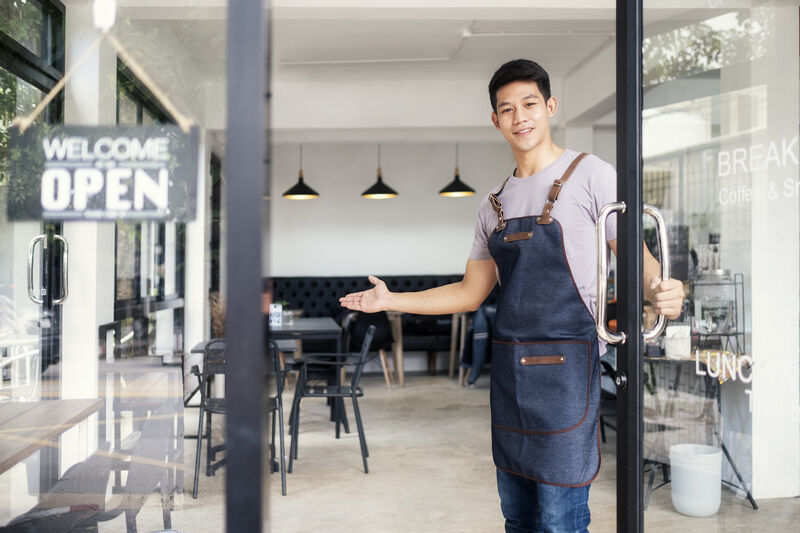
[7,124,198,221]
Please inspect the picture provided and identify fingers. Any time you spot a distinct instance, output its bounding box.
[368,275,385,288]
[650,276,661,290]
[339,291,364,311]
[651,277,684,319]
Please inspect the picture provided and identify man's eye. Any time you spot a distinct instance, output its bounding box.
[501,108,512,113]
[526,102,536,107]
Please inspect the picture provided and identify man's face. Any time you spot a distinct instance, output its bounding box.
[491,80,557,154]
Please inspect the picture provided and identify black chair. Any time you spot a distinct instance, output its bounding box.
[348,312,395,388]
[192,338,227,499]
[289,325,376,474]
[267,338,289,496]
[288,311,359,445]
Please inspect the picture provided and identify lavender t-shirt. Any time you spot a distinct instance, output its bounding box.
[469,149,617,349]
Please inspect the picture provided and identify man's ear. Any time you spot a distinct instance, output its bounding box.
[547,96,558,117]
[491,111,500,129]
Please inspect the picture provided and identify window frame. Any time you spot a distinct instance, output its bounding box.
[113,60,186,329]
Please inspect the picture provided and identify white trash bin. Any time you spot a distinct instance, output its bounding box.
[669,444,722,517]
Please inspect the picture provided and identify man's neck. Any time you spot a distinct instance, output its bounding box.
[512,142,565,177]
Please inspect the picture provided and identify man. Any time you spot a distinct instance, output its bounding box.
[340,59,682,533]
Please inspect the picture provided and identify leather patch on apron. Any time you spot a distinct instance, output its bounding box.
[520,355,565,365]
[503,231,533,243]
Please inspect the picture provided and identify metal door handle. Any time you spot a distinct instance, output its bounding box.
[596,202,627,344]
[53,234,69,305]
[596,203,672,345]
[27,234,46,305]
[642,204,670,342]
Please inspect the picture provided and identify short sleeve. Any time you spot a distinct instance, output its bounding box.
[590,157,618,243]
[469,197,494,261]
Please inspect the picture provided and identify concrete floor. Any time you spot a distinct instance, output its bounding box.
[132,373,799,532]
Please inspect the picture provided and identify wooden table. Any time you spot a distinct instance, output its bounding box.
[387,311,467,388]
[386,312,405,387]
[0,399,103,476]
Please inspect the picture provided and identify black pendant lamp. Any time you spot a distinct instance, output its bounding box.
[282,145,319,200]
[439,143,475,197]
[362,144,398,199]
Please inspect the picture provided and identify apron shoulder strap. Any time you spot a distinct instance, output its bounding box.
[489,177,511,232]
[536,152,589,225]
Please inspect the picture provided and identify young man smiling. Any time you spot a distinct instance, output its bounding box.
[340,59,683,533]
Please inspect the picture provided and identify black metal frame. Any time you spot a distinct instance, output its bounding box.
[225,1,267,531]
[616,1,644,531]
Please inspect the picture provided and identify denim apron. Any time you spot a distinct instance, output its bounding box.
[487,152,601,487]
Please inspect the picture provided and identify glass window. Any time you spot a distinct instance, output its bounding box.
[115,222,137,301]
[0,0,43,57]
[642,2,800,526]
[0,65,43,187]
[0,65,44,310]
[117,88,138,125]
[142,108,156,125]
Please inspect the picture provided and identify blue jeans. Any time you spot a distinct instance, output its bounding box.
[497,469,591,533]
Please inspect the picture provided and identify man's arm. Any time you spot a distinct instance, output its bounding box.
[608,239,684,319]
[339,259,498,315]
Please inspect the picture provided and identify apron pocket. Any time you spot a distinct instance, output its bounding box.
[491,339,591,434]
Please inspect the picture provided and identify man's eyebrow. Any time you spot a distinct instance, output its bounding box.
[497,94,539,107]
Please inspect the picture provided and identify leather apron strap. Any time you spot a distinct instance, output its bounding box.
[488,178,510,232]
[489,152,589,232]
[537,152,589,225]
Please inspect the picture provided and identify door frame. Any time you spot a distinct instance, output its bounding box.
[615,0,645,531]
[225,1,268,531]
[223,1,648,530]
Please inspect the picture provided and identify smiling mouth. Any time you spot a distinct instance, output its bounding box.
[514,128,533,136]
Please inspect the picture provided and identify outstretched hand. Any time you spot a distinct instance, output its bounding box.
[339,275,391,313]
[650,276,684,320]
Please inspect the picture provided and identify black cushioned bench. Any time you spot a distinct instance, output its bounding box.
[270,275,498,355]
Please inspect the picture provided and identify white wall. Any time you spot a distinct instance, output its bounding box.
[269,142,514,276]
[747,8,800,499]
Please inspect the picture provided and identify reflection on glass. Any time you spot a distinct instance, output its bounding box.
[642,1,799,527]
[0,66,43,187]
[0,65,45,406]
[643,11,773,87]
[1,4,228,531]
[0,0,43,56]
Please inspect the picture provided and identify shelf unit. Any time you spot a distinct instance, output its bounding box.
[689,272,745,354]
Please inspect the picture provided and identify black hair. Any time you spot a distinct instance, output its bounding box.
[488,59,552,112]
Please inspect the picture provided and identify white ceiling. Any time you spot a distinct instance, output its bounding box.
[107,1,740,146]
[118,3,620,83]
[111,0,737,84]
[271,17,615,82]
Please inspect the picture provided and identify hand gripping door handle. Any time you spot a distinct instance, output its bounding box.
[596,202,626,344]
[596,203,671,345]
[642,204,670,342]
[27,234,46,305]
[52,234,69,305]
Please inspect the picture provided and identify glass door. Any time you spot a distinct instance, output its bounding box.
[614,1,800,530]
[0,2,271,531]
[1,65,60,405]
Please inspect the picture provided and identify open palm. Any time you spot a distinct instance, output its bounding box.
[339,275,390,313]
